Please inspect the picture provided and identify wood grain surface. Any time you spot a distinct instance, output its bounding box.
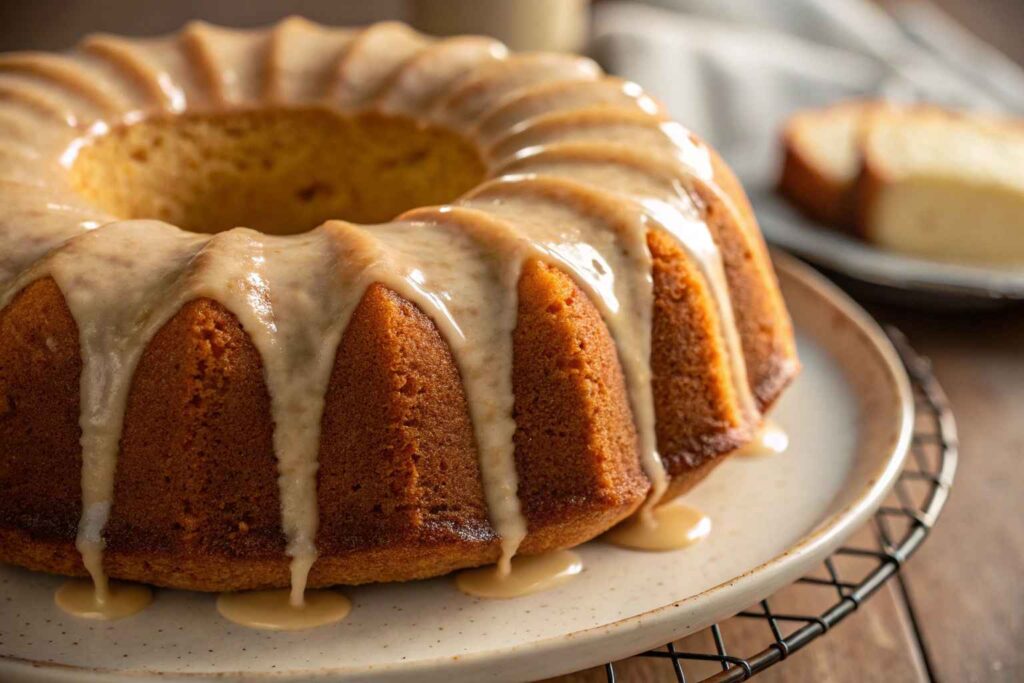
[544,582,930,682]
[876,306,1024,683]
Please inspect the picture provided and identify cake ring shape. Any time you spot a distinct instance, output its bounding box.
[0,18,798,597]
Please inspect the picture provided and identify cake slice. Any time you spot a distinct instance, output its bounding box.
[778,101,879,227]
[856,107,1024,264]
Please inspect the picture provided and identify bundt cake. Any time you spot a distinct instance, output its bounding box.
[0,18,798,599]
[779,101,1024,264]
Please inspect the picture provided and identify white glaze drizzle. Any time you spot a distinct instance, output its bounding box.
[0,72,91,127]
[3,221,208,601]
[82,33,200,113]
[363,212,527,573]
[0,19,767,601]
[266,17,356,104]
[333,22,433,109]
[495,142,757,421]
[0,52,136,116]
[431,53,602,129]
[460,177,669,509]
[193,226,387,604]
[375,36,508,115]
[183,22,271,106]
[475,77,668,145]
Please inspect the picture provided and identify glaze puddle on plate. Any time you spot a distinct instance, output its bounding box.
[216,589,352,631]
[0,256,912,683]
[455,550,583,599]
[54,579,152,621]
[603,502,711,551]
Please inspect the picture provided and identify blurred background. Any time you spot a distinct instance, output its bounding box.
[0,0,1019,61]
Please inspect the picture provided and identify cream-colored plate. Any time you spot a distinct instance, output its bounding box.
[0,255,913,682]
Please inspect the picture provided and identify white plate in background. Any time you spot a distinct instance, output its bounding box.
[754,191,1024,308]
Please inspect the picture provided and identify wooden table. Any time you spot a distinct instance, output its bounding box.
[550,2,1024,677]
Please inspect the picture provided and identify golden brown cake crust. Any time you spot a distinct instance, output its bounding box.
[312,283,499,586]
[0,278,85,578]
[1,260,659,588]
[648,230,748,487]
[676,140,800,413]
[777,127,852,228]
[513,260,649,554]
[704,145,798,411]
[0,219,791,588]
[104,296,286,589]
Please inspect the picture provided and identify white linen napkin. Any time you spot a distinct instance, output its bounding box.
[591,0,1024,188]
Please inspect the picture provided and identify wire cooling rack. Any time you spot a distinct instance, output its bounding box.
[598,329,958,682]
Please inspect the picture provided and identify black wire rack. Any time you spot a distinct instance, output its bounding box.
[599,329,958,682]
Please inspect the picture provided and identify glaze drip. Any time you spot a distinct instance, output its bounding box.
[217,588,351,630]
[461,177,669,510]
[0,19,772,604]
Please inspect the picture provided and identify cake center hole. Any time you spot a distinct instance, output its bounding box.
[68,107,487,235]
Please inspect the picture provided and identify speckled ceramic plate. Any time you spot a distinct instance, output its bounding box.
[755,191,1024,308]
[0,254,913,682]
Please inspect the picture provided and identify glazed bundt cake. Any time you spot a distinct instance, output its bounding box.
[0,18,798,596]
